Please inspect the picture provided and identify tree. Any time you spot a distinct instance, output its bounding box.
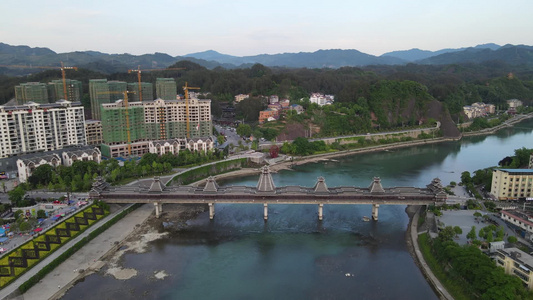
[474,211,482,219]
[461,171,472,185]
[8,186,26,206]
[36,209,46,218]
[439,226,456,242]
[28,164,53,187]
[454,226,463,236]
[236,124,252,137]
[507,236,518,244]
[467,226,477,240]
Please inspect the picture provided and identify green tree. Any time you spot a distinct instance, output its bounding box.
[467,226,477,240]
[461,171,472,185]
[36,209,46,218]
[28,164,54,187]
[236,124,253,137]
[439,226,456,242]
[454,226,463,236]
[8,186,26,206]
[507,236,517,244]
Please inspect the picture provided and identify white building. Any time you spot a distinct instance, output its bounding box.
[17,154,62,183]
[148,139,187,156]
[309,93,334,106]
[507,99,523,109]
[62,148,102,167]
[0,100,86,158]
[234,94,249,103]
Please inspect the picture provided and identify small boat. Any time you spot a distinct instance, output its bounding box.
[362,216,370,222]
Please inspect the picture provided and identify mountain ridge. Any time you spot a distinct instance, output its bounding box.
[1,42,532,76]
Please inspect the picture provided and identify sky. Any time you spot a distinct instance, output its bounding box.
[1,0,532,57]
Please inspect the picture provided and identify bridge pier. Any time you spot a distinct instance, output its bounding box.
[372,204,379,221]
[264,203,268,221]
[209,203,215,220]
[318,204,323,221]
[154,202,163,218]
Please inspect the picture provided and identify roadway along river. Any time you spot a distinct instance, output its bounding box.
[62,119,533,300]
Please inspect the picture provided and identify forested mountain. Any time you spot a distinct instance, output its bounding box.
[381,43,501,62]
[418,45,533,66]
[2,42,532,77]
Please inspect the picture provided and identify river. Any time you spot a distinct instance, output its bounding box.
[62,119,533,300]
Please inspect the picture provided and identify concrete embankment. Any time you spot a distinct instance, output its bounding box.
[408,206,453,300]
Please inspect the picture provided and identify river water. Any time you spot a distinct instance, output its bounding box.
[62,119,533,300]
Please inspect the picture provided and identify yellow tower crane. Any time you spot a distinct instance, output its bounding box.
[183,82,200,139]
[0,62,78,101]
[127,66,185,102]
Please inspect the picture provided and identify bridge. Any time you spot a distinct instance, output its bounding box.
[89,166,447,221]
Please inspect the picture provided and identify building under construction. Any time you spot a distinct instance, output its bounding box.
[155,78,177,100]
[99,98,212,157]
[127,82,154,102]
[14,82,49,104]
[89,79,127,120]
[47,79,82,102]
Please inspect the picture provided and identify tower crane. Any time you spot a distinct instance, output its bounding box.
[183,82,201,139]
[127,66,185,102]
[0,62,78,101]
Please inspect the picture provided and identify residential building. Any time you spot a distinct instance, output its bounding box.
[100,98,212,157]
[143,98,212,140]
[127,82,154,102]
[17,154,61,183]
[101,141,150,158]
[259,108,280,124]
[0,100,86,158]
[235,94,249,103]
[495,247,533,289]
[508,99,523,109]
[100,100,146,145]
[156,78,177,100]
[85,120,103,145]
[500,210,533,238]
[148,137,213,156]
[310,93,334,106]
[463,102,495,119]
[47,79,82,102]
[14,82,49,104]
[61,147,102,167]
[290,104,304,114]
[491,169,533,200]
[89,79,127,120]
[269,95,279,104]
[149,139,186,156]
[280,99,290,109]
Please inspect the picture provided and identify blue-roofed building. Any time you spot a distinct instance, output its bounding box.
[491,168,533,200]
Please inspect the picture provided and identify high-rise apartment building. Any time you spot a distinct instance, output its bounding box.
[14,82,49,104]
[99,98,212,157]
[155,78,177,100]
[0,100,86,158]
[143,98,212,140]
[85,120,103,145]
[127,82,154,102]
[47,79,82,102]
[89,79,127,120]
[100,100,146,144]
